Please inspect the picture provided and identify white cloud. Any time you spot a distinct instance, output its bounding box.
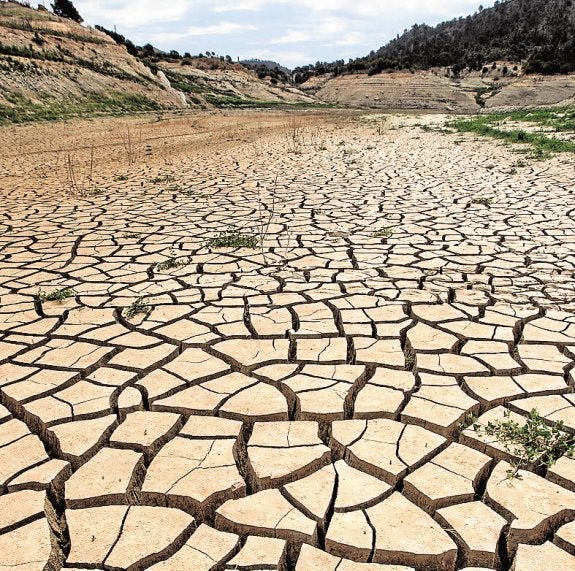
[73,0,190,28]
[46,0,496,67]
[188,22,258,36]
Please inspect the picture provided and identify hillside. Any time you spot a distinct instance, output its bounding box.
[0,1,186,121]
[298,0,575,112]
[157,59,314,108]
[0,1,313,123]
[367,0,575,75]
[296,0,575,79]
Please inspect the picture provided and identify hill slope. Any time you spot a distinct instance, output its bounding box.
[367,0,575,75]
[0,2,313,123]
[296,0,575,79]
[0,1,187,121]
[299,0,575,112]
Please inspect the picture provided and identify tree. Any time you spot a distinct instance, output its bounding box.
[51,0,83,23]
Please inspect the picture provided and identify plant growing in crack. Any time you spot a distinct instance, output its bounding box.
[65,147,101,198]
[149,174,176,185]
[373,228,394,239]
[123,297,151,320]
[458,412,480,431]
[467,196,493,208]
[473,408,575,480]
[36,287,75,303]
[155,252,190,272]
[255,176,279,265]
[207,226,259,249]
[404,349,416,369]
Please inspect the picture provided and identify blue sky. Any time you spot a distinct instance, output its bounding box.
[42,1,495,68]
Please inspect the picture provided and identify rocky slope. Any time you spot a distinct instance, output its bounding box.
[157,59,315,108]
[0,2,312,122]
[305,67,575,112]
[0,2,185,116]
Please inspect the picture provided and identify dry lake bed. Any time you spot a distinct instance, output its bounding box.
[1,110,575,570]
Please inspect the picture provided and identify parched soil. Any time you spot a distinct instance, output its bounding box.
[1,110,575,571]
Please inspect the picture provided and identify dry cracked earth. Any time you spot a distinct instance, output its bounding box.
[1,111,575,571]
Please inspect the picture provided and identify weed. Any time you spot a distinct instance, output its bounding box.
[149,175,176,184]
[123,297,151,319]
[376,117,388,135]
[373,228,394,238]
[155,255,190,272]
[122,232,141,239]
[255,177,279,264]
[459,413,480,431]
[286,118,304,154]
[115,174,129,181]
[474,408,575,478]
[64,147,107,198]
[208,227,259,249]
[404,349,416,368]
[468,196,493,208]
[450,109,575,156]
[36,287,75,303]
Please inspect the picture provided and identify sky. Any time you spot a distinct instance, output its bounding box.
[38,1,495,68]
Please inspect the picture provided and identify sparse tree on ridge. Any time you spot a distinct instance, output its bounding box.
[51,0,83,23]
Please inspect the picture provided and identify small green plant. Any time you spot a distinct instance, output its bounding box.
[155,255,190,272]
[208,228,259,249]
[459,412,480,431]
[468,196,493,208]
[149,175,176,184]
[114,174,129,181]
[36,287,75,303]
[123,297,151,319]
[122,232,141,239]
[474,408,575,479]
[373,228,394,238]
[404,349,416,368]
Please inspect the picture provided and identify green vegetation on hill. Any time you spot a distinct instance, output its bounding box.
[0,91,162,124]
[294,0,575,81]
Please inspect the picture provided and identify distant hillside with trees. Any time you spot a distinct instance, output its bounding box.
[240,60,290,84]
[294,0,575,82]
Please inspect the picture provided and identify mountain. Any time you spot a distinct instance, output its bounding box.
[295,0,575,80]
[367,0,575,75]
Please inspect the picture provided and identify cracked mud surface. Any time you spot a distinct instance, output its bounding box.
[1,110,575,571]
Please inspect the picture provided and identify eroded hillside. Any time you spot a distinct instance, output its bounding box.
[157,59,315,108]
[0,2,314,122]
[0,2,187,119]
[305,68,575,112]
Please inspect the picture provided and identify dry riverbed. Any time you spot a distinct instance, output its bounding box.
[1,109,575,570]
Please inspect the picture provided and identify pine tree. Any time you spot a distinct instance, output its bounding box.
[51,0,83,23]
